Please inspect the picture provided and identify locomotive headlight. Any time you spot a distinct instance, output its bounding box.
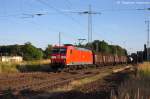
[61,56,66,59]
[51,56,56,59]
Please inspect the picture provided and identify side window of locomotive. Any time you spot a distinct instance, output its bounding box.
[60,48,67,54]
[52,49,59,54]
[70,50,72,54]
[51,48,66,54]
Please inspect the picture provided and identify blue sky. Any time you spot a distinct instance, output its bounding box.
[0,0,150,53]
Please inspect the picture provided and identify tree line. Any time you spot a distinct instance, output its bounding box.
[77,40,127,56]
[0,42,52,60]
[0,40,127,61]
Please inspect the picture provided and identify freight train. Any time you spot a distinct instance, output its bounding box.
[51,44,127,69]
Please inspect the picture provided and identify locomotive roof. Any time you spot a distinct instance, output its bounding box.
[53,45,91,52]
[75,47,91,52]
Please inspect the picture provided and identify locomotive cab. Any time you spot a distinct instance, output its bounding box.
[51,46,67,68]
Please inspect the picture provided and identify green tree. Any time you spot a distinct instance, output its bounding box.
[44,45,52,58]
[22,42,43,60]
[84,40,127,55]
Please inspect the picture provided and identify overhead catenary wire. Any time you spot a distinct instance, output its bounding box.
[0,13,21,18]
[36,0,84,28]
[65,0,72,9]
[35,0,88,44]
[0,7,148,20]
[66,5,101,43]
[17,0,79,44]
[17,1,80,43]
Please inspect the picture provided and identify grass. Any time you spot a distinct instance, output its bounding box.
[0,62,19,73]
[111,62,150,99]
[138,62,150,77]
[50,72,110,93]
[0,59,51,73]
[21,59,50,65]
[17,59,51,72]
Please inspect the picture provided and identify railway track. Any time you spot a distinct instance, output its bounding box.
[0,65,125,96]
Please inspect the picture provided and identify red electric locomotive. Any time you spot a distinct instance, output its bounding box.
[51,44,93,69]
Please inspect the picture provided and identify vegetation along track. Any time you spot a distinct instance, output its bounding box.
[0,65,127,96]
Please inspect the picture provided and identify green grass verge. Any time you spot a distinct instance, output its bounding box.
[0,60,50,73]
[0,62,18,73]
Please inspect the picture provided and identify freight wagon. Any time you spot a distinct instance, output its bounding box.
[94,53,127,66]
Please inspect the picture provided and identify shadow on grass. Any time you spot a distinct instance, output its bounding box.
[0,87,111,99]
[16,64,53,72]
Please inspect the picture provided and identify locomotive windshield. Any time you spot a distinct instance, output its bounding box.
[52,48,67,54]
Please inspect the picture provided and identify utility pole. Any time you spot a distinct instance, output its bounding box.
[69,5,101,43]
[88,5,92,43]
[84,5,101,43]
[58,32,61,58]
[59,32,61,46]
[78,39,86,45]
[145,20,150,61]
